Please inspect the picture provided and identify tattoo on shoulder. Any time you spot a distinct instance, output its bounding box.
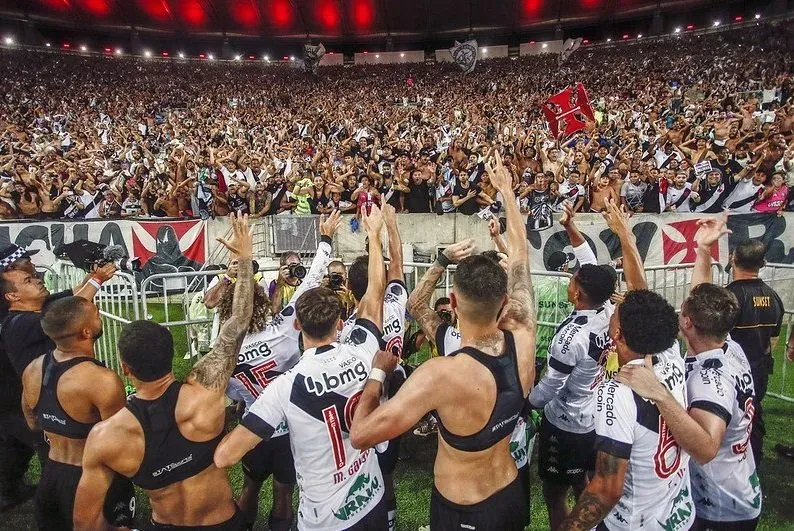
[474,331,504,356]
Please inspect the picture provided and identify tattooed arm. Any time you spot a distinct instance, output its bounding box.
[487,152,535,333]
[560,451,627,531]
[406,239,475,341]
[187,213,255,392]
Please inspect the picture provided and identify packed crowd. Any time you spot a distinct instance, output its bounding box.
[0,147,790,531]
[0,23,793,222]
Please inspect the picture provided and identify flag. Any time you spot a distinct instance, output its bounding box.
[303,43,326,74]
[450,39,478,74]
[559,37,583,65]
[541,83,595,139]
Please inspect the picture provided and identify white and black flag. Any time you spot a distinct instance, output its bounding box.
[558,37,583,65]
[303,43,326,74]
[450,39,478,74]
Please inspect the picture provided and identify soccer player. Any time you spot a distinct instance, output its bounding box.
[21,297,135,530]
[350,153,536,530]
[226,211,341,530]
[338,203,406,531]
[528,199,646,531]
[618,214,762,530]
[73,212,255,530]
[215,205,390,530]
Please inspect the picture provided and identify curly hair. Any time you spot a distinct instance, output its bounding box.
[618,290,679,355]
[218,282,271,333]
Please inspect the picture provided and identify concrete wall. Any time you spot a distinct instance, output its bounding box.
[519,40,564,56]
[319,53,344,66]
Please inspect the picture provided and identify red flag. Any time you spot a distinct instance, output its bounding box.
[541,83,595,138]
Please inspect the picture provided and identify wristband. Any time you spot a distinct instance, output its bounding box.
[88,278,103,291]
[368,368,387,384]
[435,253,452,269]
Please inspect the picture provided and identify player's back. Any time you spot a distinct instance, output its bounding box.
[279,343,385,529]
[596,346,694,531]
[685,341,762,522]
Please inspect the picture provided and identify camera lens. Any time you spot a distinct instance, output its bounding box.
[289,263,307,279]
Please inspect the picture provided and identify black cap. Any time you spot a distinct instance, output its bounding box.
[548,251,569,272]
[0,245,30,273]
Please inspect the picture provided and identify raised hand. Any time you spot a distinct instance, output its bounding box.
[695,212,731,250]
[487,217,501,238]
[559,200,575,228]
[216,212,253,259]
[382,203,398,229]
[442,238,476,264]
[319,210,342,237]
[601,198,631,236]
[362,204,384,235]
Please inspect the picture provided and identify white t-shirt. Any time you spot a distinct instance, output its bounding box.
[594,347,695,531]
[666,183,694,212]
[685,343,762,522]
[722,178,764,213]
[243,319,385,531]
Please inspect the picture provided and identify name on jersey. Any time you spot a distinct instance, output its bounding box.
[304,361,368,396]
[237,342,273,364]
[333,448,372,485]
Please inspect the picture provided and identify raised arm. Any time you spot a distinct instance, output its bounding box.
[487,152,535,333]
[382,204,403,282]
[406,240,475,341]
[356,205,385,327]
[601,199,647,291]
[690,213,730,290]
[186,213,254,391]
[287,210,341,304]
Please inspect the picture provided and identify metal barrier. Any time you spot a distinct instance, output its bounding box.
[616,263,724,312]
[767,310,794,404]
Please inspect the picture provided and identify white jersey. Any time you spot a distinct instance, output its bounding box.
[685,342,761,522]
[722,178,764,213]
[244,319,385,530]
[665,184,694,212]
[595,346,695,531]
[527,240,612,434]
[339,280,408,357]
[226,238,334,437]
[433,323,530,469]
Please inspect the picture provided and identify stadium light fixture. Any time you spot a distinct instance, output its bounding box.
[234,55,241,61]
[290,56,295,61]
[162,52,169,57]
[115,48,123,55]
[4,36,14,46]
[755,14,761,20]
[143,50,152,58]
[178,52,185,59]
[637,34,643,39]
[80,45,88,52]
[375,54,380,58]
[622,34,629,39]
[542,43,548,48]
[686,24,695,30]
[45,42,51,47]
[400,53,405,57]
[263,54,269,61]
[674,27,681,34]
[482,47,488,53]
[606,38,612,42]
[208,53,215,60]
[63,43,71,49]
[713,20,720,27]
[734,16,743,22]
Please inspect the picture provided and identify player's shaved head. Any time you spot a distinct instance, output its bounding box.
[452,255,507,324]
[41,296,98,343]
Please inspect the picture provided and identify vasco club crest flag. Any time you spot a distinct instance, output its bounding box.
[303,43,326,74]
[450,39,478,74]
[541,83,595,138]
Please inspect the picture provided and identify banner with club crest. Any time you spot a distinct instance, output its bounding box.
[450,39,478,74]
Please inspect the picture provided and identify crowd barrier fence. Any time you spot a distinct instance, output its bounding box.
[46,260,794,402]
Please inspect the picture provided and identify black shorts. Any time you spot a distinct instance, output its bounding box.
[692,516,759,531]
[241,435,296,485]
[343,494,388,530]
[430,475,527,531]
[149,508,246,530]
[35,460,135,531]
[537,416,595,485]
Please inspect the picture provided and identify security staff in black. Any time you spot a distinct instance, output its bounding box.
[725,240,785,466]
[74,216,255,531]
[20,297,134,530]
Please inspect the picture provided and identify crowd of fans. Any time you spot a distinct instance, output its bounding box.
[0,23,792,222]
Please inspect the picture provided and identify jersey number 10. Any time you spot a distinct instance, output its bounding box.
[655,417,683,479]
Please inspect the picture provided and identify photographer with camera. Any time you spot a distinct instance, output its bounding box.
[269,252,305,315]
[324,260,356,320]
[0,244,115,511]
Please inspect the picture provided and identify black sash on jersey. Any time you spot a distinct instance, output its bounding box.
[672,188,692,209]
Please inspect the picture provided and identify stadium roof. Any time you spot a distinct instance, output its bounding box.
[0,0,763,49]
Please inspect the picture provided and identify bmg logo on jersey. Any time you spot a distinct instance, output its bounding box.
[305,361,368,396]
[383,316,402,337]
[237,342,273,364]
